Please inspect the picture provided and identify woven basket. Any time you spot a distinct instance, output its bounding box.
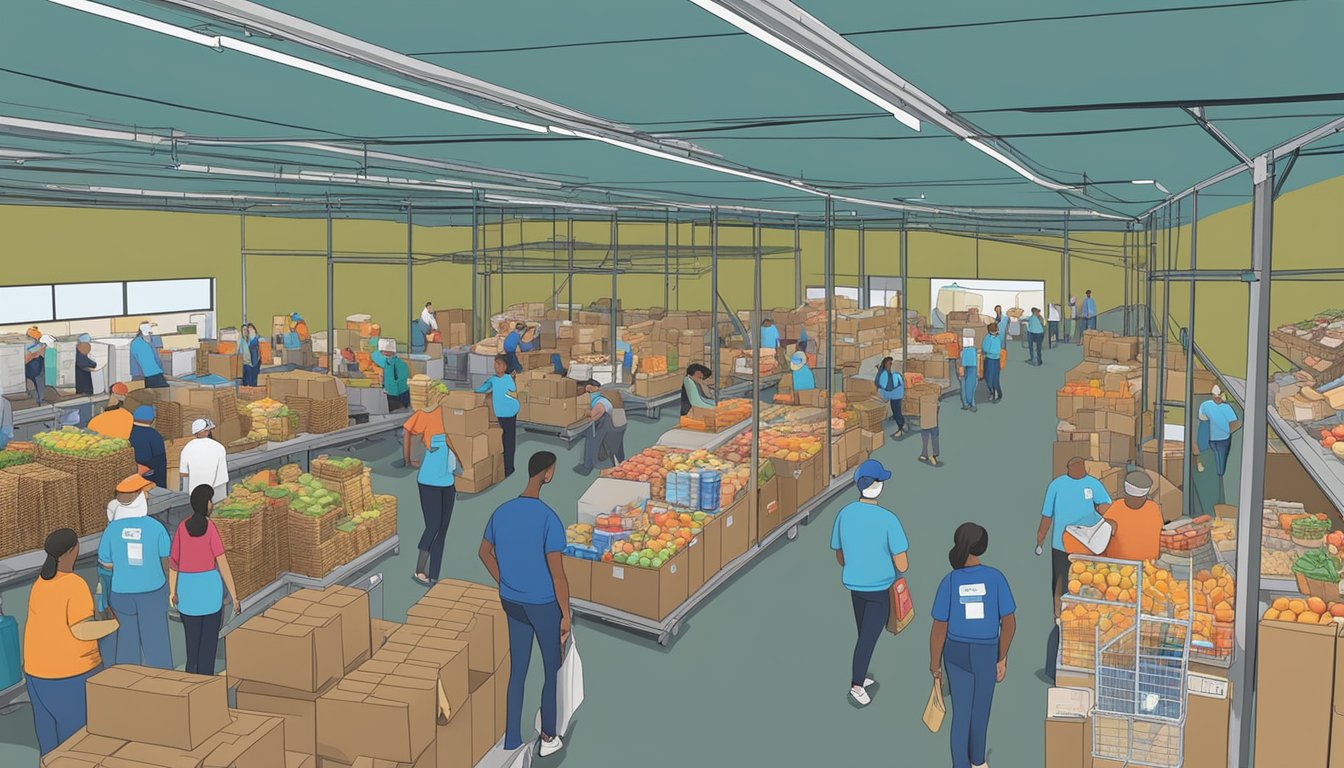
[361,467,376,508]
[215,512,265,557]
[287,504,342,548]
[5,464,77,546]
[371,493,398,543]
[317,475,366,516]
[154,400,184,441]
[34,446,135,536]
[0,471,21,558]
[284,396,312,434]
[308,397,348,434]
[312,455,364,481]
[213,390,239,424]
[237,386,269,403]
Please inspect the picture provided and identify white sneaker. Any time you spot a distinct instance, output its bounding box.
[537,735,564,757]
[849,685,871,706]
[863,676,875,688]
[972,763,989,768]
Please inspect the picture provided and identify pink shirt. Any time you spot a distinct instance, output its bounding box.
[170,520,225,573]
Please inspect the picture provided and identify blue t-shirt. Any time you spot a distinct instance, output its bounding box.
[130,336,163,377]
[411,320,428,351]
[876,369,904,400]
[503,331,537,355]
[830,500,909,592]
[792,365,816,392]
[418,434,461,487]
[476,375,521,418]
[959,346,978,371]
[981,333,1003,360]
[1026,315,1046,334]
[484,497,566,605]
[590,393,614,417]
[1042,474,1111,551]
[1083,297,1097,318]
[760,325,780,349]
[1199,400,1238,441]
[931,564,1016,645]
[98,516,171,594]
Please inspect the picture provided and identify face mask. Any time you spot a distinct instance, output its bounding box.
[860,481,884,499]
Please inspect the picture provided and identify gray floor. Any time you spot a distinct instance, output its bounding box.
[1,332,1220,767]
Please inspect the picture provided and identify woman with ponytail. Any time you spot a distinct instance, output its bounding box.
[929,523,1017,768]
[24,528,117,755]
[168,485,241,674]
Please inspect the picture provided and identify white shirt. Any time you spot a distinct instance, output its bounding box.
[178,436,229,498]
[1048,305,1061,322]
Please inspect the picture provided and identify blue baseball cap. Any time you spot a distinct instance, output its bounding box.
[133,405,156,421]
[854,459,891,492]
[291,312,302,321]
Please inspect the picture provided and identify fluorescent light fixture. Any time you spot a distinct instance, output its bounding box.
[688,0,920,131]
[41,183,299,202]
[175,163,473,193]
[0,115,169,145]
[547,126,579,137]
[45,0,548,134]
[1131,179,1170,195]
[0,148,63,161]
[966,139,1075,192]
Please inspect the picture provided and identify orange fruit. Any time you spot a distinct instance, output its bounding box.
[1068,580,1082,595]
[1278,610,1298,622]
[1331,604,1344,618]
[1264,609,1280,621]
[1308,597,1328,615]
[1106,572,1122,587]
[1289,599,1308,614]
[1071,561,1087,575]
[1105,586,1121,602]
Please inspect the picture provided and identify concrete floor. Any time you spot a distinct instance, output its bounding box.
[0,323,1239,768]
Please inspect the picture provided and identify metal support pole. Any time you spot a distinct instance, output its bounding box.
[824,196,835,467]
[406,203,414,346]
[611,212,619,374]
[664,210,670,311]
[1180,193,1200,519]
[751,215,762,525]
[1155,208,1170,475]
[471,192,479,339]
[899,224,909,375]
[793,216,802,307]
[675,215,682,311]
[551,210,557,310]
[498,209,505,312]
[567,218,574,320]
[858,220,866,309]
[1230,157,1273,767]
[711,208,720,397]
[1123,226,1131,335]
[1061,213,1069,342]
[326,207,334,375]
[240,214,247,326]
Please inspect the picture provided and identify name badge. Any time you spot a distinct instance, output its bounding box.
[1083,488,1094,501]
[959,583,987,620]
[121,527,141,541]
[127,542,144,566]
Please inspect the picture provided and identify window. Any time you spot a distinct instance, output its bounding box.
[805,286,860,302]
[0,278,213,325]
[867,277,903,309]
[55,282,123,320]
[126,279,213,315]
[0,286,54,325]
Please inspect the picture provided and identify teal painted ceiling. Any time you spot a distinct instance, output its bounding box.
[0,0,1341,226]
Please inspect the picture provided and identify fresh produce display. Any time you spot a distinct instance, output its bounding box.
[601,507,713,569]
[1261,549,1298,576]
[213,496,264,520]
[1328,530,1344,556]
[1159,516,1212,553]
[715,425,824,464]
[1317,425,1344,453]
[0,448,33,470]
[1291,548,1341,583]
[32,427,130,458]
[291,473,342,516]
[1263,596,1344,624]
[318,456,365,473]
[242,398,294,442]
[678,398,752,431]
[566,523,593,547]
[1290,516,1333,545]
[604,446,748,508]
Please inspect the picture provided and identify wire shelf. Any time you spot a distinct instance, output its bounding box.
[1093,714,1187,768]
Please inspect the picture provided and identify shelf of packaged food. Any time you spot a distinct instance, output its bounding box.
[224,413,406,475]
[570,469,855,646]
[0,487,190,590]
[518,418,591,445]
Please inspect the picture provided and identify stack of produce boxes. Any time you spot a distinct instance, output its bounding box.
[0,460,76,556]
[30,427,137,535]
[267,371,349,435]
[1052,331,1146,478]
[437,392,502,494]
[516,371,587,428]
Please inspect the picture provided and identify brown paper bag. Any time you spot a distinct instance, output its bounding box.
[922,678,946,733]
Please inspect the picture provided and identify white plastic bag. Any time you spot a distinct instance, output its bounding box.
[535,632,584,738]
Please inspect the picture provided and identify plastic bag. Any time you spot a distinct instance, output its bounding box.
[922,677,946,733]
[535,632,584,738]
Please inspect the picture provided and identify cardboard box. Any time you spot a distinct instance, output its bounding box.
[829,428,862,477]
[235,680,332,755]
[772,453,824,518]
[756,475,782,542]
[85,665,231,750]
[1044,716,1086,768]
[563,556,592,601]
[1186,674,1231,768]
[684,530,706,596]
[274,586,372,673]
[589,547,690,621]
[468,671,496,764]
[207,353,242,381]
[226,613,344,693]
[1053,441,1088,479]
[718,494,751,565]
[437,704,473,768]
[385,625,471,714]
[317,670,437,764]
[698,513,723,584]
[405,604,490,675]
[440,402,489,437]
[371,618,402,653]
[1255,619,1340,768]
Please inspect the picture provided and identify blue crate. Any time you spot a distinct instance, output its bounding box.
[593,529,632,552]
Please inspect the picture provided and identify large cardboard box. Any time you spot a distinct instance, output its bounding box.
[589,547,690,621]
[235,680,332,755]
[829,428,862,477]
[85,665,231,750]
[756,475,782,542]
[440,401,489,437]
[698,513,723,584]
[718,494,751,565]
[385,625,471,714]
[563,555,592,601]
[226,613,344,693]
[437,704,473,768]
[405,603,491,675]
[317,670,437,764]
[467,671,496,764]
[1044,716,1086,768]
[1185,674,1231,768]
[772,453,822,518]
[208,353,242,381]
[684,530,707,596]
[1255,619,1342,768]
[273,586,372,673]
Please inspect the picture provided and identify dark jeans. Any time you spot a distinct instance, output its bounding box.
[27,375,44,405]
[416,484,457,580]
[499,415,517,476]
[241,364,259,387]
[182,610,223,675]
[27,666,101,756]
[983,358,1001,399]
[1028,332,1044,364]
[1051,548,1071,605]
[922,427,940,457]
[1048,320,1059,347]
[501,598,563,749]
[1210,438,1232,476]
[888,398,905,431]
[144,373,168,388]
[944,639,999,768]
[387,391,410,412]
[504,350,523,375]
[850,588,890,687]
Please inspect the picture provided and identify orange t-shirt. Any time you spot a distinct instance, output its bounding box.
[1102,500,1164,562]
[88,406,134,440]
[24,572,100,679]
[403,407,445,448]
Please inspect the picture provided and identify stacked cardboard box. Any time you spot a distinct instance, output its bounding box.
[437,392,502,493]
[434,309,472,349]
[1255,619,1344,768]
[46,666,288,767]
[516,372,586,428]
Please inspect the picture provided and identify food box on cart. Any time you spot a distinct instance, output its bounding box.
[590,546,690,621]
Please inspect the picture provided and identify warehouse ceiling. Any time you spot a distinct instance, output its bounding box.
[0,0,1341,226]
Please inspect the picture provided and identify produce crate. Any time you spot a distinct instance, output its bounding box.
[2,464,77,550]
[370,493,398,543]
[0,470,20,558]
[154,400,183,441]
[1296,572,1341,601]
[287,505,343,549]
[311,455,364,480]
[308,396,348,434]
[237,386,269,402]
[34,445,136,536]
[283,395,312,434]
[318,474,366,516]
[262,498,289,582]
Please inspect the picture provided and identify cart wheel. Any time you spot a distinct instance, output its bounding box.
[670,621,681,637]
[0,704,23,716]
[394,544,401,556]
[786,525,799,541]
[657,632,670,647]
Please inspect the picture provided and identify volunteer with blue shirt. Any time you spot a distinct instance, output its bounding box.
[789,350,816,394]
[930,523,1017,768]
[502,322,538,375]
[98,474,173,669]
[797,325,809,353]
[759,319,780,350]
[1025,307,1046,365]
[129,322,167,388]
[875,356,906,438]
[413,433,462,587]
[980,322,1005,403]
[129,406,168,489]
[476,355,521,478]
[372,339,411,412]
[241,323,262,387]
[959,335,979,411]
[830,459,910,707]
[1082,290,1098,331]
[24,328,47,405]
[1198,385,1240,479]
[574,380,621,475]
[1037,457,1111,617]
[480,451,570,758]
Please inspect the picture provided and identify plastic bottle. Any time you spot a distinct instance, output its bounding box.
[699,471,722,512]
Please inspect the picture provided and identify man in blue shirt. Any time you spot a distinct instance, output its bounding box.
[958,335,979,412]
[129,406,168,489]
[98,474,173,668]
[476,355,521,478]
[1198,385,1240,481]
[24,328,47,405]
[1082,290,1098,331]
[830,459,909,707]
[1036,457,1111,618]
[574,380,621,476]
[789,351,816,395]
[1025,308,1046,366]
[480,451,570,758]
[759,319,780,351]
[130,322,167,388]
[502,322,538,375]
[980,322,1005,403]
